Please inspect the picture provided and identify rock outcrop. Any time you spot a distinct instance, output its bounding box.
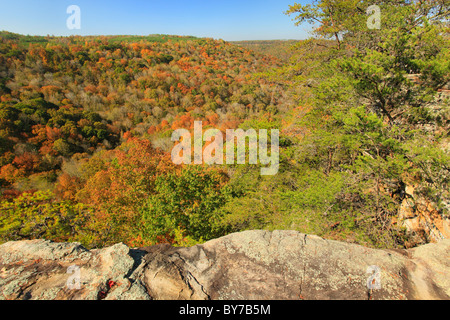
[0,230,449,300]
[398,183,450,244]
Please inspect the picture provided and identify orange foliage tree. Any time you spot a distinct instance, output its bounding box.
[76,138,176,247]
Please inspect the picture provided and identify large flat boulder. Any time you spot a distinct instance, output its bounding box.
[0,230,448,300]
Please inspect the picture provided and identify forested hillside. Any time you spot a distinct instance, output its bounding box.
[232,40,300,61]
[0,0,448,250]
[0,32,288,247]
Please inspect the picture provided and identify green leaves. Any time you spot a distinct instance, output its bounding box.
[0,190,92,245]
[272,0,450,248]
[140,166,234,246]
[285,0,362,46]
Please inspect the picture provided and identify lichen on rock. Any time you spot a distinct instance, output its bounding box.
[0,231,448,300]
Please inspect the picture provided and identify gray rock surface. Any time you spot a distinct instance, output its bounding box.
[0,230,449,300]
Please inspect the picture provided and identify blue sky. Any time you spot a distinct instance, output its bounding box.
[0,0,311,41]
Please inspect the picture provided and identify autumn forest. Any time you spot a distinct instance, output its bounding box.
[0,1,449,250]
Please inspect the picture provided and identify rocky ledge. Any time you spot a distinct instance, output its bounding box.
[0,230,449,300]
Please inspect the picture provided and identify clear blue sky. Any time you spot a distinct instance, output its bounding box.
[0,0,311,41]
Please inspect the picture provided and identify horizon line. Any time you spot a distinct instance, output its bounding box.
[0,30,307,42]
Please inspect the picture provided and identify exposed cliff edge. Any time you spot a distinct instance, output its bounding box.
[0,230,449,300]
